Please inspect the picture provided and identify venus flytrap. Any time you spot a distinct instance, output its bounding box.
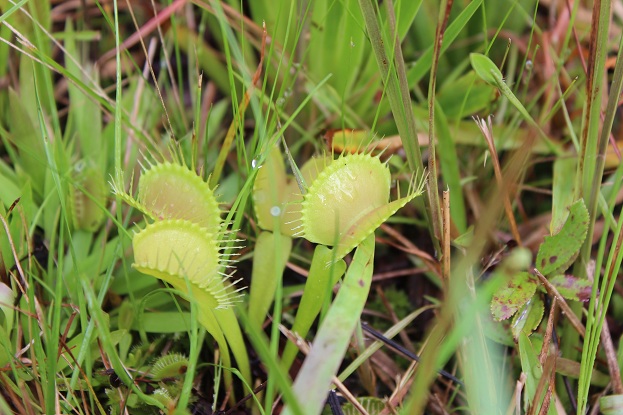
[112,159,251,390]
[272,148,425,406]
[293,152,423,260]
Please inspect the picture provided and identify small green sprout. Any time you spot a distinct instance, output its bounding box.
[150,353,189,381]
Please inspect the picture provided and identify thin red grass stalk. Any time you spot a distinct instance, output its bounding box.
[442,189,450,292]
[123,0,176,139]
[533,269,585,337]
[208,21,267,187]
[475,116,522,245]
[99,0,188,63]
[425,0,453,245]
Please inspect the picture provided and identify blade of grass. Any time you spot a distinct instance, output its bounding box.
[208,19,266,188]
[578,13,623,413]
[407,0,482,86]
[337,305,435,382]
[358,0,438,250]
[435,104,466,232]
[0,0,30,26]
[402,135,534,413]
[32,61,66,414]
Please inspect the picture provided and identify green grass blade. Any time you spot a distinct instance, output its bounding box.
[358,0,437,249]
[237,307,305,415]
[577,1,618,412]
[435,104,466,232]
[407,0,482,85]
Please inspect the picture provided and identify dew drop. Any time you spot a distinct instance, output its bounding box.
[525,60,533,70]
[270,206,281,217]
[350,38,355,48]
[276,97,285,106]
[251,159,260,169]
[74,160,86,173]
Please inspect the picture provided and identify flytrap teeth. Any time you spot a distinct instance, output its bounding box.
[132,219,240,309]
[137,162,222,234]
[299,152,424,259]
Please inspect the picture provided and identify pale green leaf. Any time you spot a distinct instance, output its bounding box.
[536,199,589,275]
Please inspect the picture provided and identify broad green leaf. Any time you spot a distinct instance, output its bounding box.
[511,297,544,339]
[8,88,46,197]
[247,231,292,331]
[64,21,104,167]
[0,325,11,367]
[252,146,288,232]
[282,234,375,415]
[518,332,543,411]
[0,170,21,208]
[556,357,610,386]
[281,245,346,370]
[549,274,593,302]
[437,72,495,119]
[469,53,504,86]
[469,53,563,155]
[551,158,577,234]
[110,270,160,295]
[69,161,107,231]
[482,313,515,347]
[0,283,15,334]
[600,395,623,414]
[536,199,589,275]
[436,104,467,232]
[491,272,538,321]
[407,0,483,85]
